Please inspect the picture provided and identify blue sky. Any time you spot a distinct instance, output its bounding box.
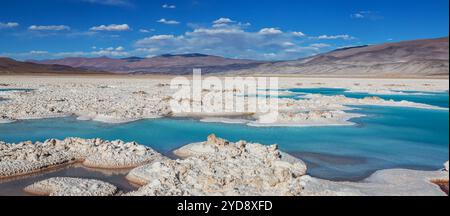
[0,0,448,60]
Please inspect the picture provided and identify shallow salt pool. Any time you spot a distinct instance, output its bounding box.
[0,105,448,181]
[0,88,33,92]
[288,88,449,108]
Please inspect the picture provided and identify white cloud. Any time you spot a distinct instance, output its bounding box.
[292,31,306,37]
[263,53,277,58]
[351,11,383,20]
[134,19,336,60]
[55,46,129,57]
[258,28,283,35]
[188,28,244,35]
[0,50,50,59]
[213,17,234,24]
[2,45,130,60]
[282,42,295,47]
[139,28,154,33]
[352,13,365,19]
[135,47,159,53]
[162,4,176,9]
[29,50,49,54]
[310,43,330,48]
[90,24,130,31]
[29,25,71,31]
[149,35,175,40]
[0,22,19,29]
[317,34,355,40]
[212,18,238,28]
[157,18,180,25]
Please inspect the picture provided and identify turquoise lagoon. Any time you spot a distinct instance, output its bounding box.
[0,104,448,181]
[0,89,448,181]
[288,88,449,108]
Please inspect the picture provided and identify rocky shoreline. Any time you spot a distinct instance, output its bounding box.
[0,135,448,196]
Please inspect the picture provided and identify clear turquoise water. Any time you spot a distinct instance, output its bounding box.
[0,88,32,92]
[289,88,449,108]
[0,104,448,181]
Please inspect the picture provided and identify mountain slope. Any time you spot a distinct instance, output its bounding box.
[0,57,103,74]
[234,37,449,77]
[36,54,264,74]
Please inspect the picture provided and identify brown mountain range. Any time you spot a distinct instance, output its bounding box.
[34,53,264,75]
[233,37,449,77]
[0,57,104,75]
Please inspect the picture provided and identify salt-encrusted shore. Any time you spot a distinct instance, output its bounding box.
[126,134,307,196]
[0,76,447,127]
[0,138,165,179]
[167,135,448,196]
[24,177,118,196]
[0,135,446,196]
[299,168,449,196]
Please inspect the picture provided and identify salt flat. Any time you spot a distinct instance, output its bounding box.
[0,75,447,126]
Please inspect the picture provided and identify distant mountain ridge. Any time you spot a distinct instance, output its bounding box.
[0,57,102,75]
[35,54,264,75]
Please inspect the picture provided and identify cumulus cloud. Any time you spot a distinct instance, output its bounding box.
[208,18,250,28]
[157,18,180,25]
[134,18,340,60]
[162,4,176,9]
[90,24,130,31]
[213,18,234,25]
[258,28,283,35]
[0,22,19,29]
[316,34,355,40]
[28,25,71,31]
